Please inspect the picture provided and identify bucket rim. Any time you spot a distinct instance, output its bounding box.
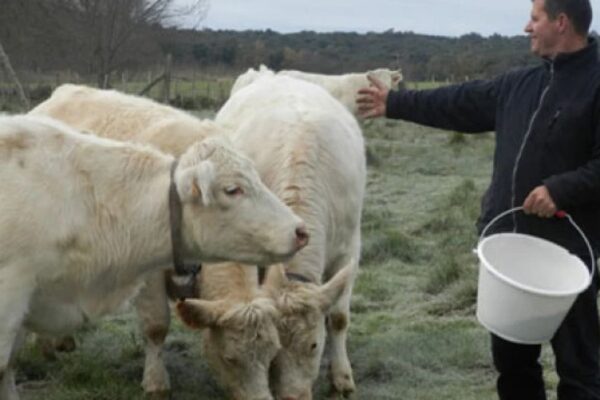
[477,233,592,298]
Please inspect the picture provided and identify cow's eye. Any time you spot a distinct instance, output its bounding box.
[224,186,244,196]
[310,343,317,352]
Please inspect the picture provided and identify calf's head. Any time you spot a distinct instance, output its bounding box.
[264,265,352,400]
[177,292,281,400]
[175,136,308,266]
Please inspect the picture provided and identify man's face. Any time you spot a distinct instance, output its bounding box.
[525,0,561,58]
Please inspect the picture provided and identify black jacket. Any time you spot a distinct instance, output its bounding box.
[386,38,600,257]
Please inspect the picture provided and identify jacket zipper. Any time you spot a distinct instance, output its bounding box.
[510,62,555,231]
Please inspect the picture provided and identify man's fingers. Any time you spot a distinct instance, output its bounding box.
[358,106,379,119]
[357,87,376,96]
[356,95,374,105]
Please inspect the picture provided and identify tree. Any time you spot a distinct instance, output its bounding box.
[0,41,30,110]
[48,0,209,87]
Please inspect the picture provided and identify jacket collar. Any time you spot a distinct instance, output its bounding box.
[542,37,599,74]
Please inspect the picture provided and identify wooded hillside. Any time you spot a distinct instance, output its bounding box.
[1,0,566,83]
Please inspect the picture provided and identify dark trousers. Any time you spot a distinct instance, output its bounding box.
[492,267,600,400]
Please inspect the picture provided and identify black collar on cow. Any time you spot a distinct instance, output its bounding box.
[169,160,201,300]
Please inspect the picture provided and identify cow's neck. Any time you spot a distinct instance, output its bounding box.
[77,148,174,277]
[200,263,258,301]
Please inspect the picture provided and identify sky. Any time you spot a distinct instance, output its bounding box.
[179,0,600,37]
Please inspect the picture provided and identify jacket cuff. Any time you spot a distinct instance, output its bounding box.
[543,176,567,209]
[386,90,405,119]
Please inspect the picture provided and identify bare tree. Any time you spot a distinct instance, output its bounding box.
[0,41,30,110]
[53,0,209,87]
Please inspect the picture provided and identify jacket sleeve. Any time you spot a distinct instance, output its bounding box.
[544,98,600,207]
[385,77,501,133]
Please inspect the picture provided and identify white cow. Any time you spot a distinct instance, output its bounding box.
[30,83,227,155]
[174,263,283,400]
[31,84,295,400]
[0,114,306,400]
[217,75,366,399]
[231,64,403,116]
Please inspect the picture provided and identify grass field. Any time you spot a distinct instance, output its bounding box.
[13,111,562,399]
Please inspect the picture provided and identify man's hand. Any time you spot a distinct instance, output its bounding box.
[523,185,557,218]
[356,75,390,119]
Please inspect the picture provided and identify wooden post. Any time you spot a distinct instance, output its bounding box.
[162,53,172,103]
[0,41,30,110]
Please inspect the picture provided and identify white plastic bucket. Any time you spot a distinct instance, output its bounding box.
[476,207,594,344]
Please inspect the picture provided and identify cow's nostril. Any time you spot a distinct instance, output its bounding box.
[295,225,309,248]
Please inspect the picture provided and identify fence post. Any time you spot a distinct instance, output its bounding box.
[162,53,172,103]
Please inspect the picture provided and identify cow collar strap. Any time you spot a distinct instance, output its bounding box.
[169,160,201,300]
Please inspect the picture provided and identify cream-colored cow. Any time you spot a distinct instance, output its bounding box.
[0,114,306,400]
[174,263,283,400]
[30,85,301,400]
[217,75,366,399]
[231,64,403,116]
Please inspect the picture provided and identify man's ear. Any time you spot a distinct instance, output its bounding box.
[176,161,214,205]
[557,13,569,34]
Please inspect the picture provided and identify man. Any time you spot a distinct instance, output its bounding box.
[357,0,600,399]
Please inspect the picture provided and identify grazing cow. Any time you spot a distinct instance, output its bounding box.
[217,75,366,399]
[31,85,293,400]
[0,114,306,400]
[231,65,403,116]
[175,263,283,400]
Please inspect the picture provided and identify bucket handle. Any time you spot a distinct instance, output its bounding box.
[479,206,595,281]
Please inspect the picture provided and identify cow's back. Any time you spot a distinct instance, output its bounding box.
[31,84,224,157]
[217,76,366,280]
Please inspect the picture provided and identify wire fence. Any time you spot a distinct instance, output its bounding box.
[0,64,234,113]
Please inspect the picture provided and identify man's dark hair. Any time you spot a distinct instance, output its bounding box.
[543,0,592,36]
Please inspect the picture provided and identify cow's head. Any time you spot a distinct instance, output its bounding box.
[176,275,283,400]
[175,136,308,266]
[264,265,353,400]
[230,65,275,95]
[367,68,404,89]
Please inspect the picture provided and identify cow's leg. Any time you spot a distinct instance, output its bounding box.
[134,270,171,399]
[326,252,359,397]
[0,266,34,400]
[35,334,77,361]
[1,328,26,400]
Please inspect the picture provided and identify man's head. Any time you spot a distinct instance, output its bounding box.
[525,0,592,58]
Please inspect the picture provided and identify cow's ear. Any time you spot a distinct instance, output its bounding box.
[262,264,288,297]
[175,161,214,205]
[391,70,403,86]
[318,263,354,312]
[176,299,226,329]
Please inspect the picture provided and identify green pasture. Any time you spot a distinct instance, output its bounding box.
[12,107,562,400]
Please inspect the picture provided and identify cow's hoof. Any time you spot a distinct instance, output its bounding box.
[328,368,355,399]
